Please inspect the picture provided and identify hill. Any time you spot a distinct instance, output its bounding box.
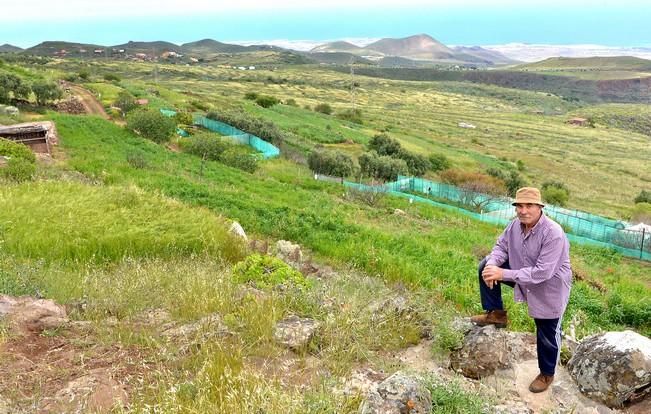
[111,40,182,54]
[0,44,23,53]
[309,41,363,53]
[181,39,283,55]
[515,56,651,71]
[365,34,455,60]
[452,46,518,65]
[306,52,373,65]
[24,41,104,56]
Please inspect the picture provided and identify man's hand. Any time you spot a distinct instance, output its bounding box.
[482,265,504,289]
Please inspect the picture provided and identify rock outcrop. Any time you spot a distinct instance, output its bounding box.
[567,330,651,408]
[273,315,319,350]
[0,295,68,335]
[359,371,432,414]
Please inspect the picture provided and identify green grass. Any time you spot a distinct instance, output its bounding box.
[47,114,650,336]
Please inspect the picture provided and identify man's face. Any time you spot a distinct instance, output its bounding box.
[515,203,543,226]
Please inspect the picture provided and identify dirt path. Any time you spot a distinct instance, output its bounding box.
[64,83,109,119]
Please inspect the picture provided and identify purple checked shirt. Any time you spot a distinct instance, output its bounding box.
[487,212,572,319]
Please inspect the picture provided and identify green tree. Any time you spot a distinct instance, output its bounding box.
[359,151,408,182]
[113,91,138,115]
[126,109,176,144]
[542,181,570,207]
[368,133,401,156]
[308,150,355,178]
[0,73,30,104]
[31,81,62,106]
[255,95,279,108]
[429,153,451,172]
[397,149,430,177]
[634,190,651,204]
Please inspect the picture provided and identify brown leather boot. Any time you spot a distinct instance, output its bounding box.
[529,373,554,393]
[470,310,507,328]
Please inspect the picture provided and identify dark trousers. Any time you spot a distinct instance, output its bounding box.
[478,257,562,376]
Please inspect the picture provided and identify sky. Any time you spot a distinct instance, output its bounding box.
[1,0,650,49]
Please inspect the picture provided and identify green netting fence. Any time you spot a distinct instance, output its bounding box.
[193,116,280,159]
[342,176,651,261]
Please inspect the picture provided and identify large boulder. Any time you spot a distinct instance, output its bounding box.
[450,325,537,379]
[228,221,247,242]
[0,295,68,335]
[360,371,432,414]
[567,330,651,408]
[276,240,303,263]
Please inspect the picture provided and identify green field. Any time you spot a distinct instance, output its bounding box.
[1,56,650,412]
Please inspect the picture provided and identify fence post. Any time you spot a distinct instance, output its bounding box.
[642,228,646,260]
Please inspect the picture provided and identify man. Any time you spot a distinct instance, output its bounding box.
[471,187,572,393]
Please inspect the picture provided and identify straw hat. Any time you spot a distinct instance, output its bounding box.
[512,187,545,206]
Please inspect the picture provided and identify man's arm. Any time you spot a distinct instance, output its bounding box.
[486,224,511,266]
[501,234,565,285]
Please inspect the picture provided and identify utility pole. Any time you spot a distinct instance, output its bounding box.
[349,56,356,110]
[153,47,159,84]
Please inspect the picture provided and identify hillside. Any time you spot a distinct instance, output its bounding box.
[516,56,651,71]
[365,34,455,60]
[309,41,363,53]
[1,56,650,412]
[111,40,182,54]
[452,46,518,65]
[24,41,104,56]
[0,44,23,53]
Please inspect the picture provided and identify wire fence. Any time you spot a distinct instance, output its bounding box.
[320,175,651,261]
[159,109,280,159]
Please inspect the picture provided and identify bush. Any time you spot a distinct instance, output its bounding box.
[284,98,297,106]
[244,92,258,100]
[103,73,121,82]
[0,137,36,163]
[219,147,258,173]
[126,109,176,144]
[634,190,651,204]
[78,70,90,81]
[307,150,355,178]
[542,181,570,206]
[113,91,138,115]
[0,73,31,104]
[31,81,62,106]
[232,254,310,290]
[255,95,279,108]
[206,111,287,146]
[174,111,194,126]
[429,153,451,172]
[1,157,36,182]
[314,103,333,115]
[397,149,430,177]
[183,132,229,161]
[191,100,209,111]
[359,151,408,182]
[368,133,401,156]
[336,108,363,124]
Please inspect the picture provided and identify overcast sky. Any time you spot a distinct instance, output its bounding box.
[1,0,650,48]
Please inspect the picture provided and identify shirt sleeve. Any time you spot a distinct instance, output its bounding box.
[501,232,564,285]
[487,225,510,267]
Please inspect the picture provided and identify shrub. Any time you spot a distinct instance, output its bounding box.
[429,153,451,172]
[31,81,62,106]
[174,111,194,126]
[232,254,310,290]
[542,181,570,206]
[126,109,176,144]
[0,73,31,104]
[78,70,90,81]
[255,95,279,108]
[0,137,36,163]
[191,100,209,111]
[103,73,121,82]
[314,103,333,115]
[284,98,297,106]
[206,111,287,146]
[244,92,258,100]
[113,91,138,115]
[336,108,363,124]
[307,150,355,178]
[397,149,430,177]
[1,157,36,182]
[368,133,401,156]
[219,147,258,173]
[440,169,507,211]
[634,190,651,204]
[184,133,229,161]
[359,151,408,182]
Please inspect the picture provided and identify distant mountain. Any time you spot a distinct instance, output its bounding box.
[452,46,518,65]
[515,56,651,71]
[181,39,250,54]
[111,41,181,54]
[486,43,651,63]
[0,44,23,53]
[25,41,105,56]
[306,52,373,65]
[365,34,455,60]
[309,41,363,53]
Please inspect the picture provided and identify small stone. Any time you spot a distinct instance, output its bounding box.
[360,371,432,414]
[273,315,319,350]
[229,221,247,242]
